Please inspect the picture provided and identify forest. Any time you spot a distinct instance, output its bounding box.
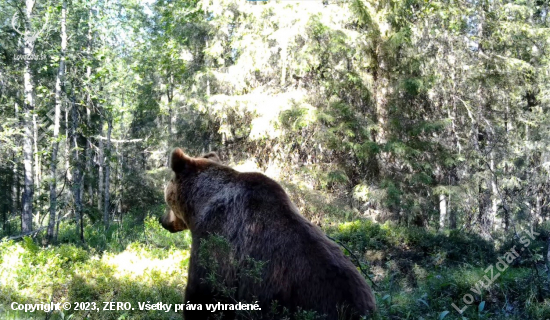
[0,0,549,319]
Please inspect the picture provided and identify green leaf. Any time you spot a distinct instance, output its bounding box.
[417,298,429,308]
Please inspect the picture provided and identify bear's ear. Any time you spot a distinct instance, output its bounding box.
[203,152,221,163]
[170,148,192,172]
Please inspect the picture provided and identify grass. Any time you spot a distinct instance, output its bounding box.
[0,214,190,320]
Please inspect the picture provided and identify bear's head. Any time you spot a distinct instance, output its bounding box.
[160,148,221,233]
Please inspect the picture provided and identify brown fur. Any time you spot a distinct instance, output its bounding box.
[161,148,376,319]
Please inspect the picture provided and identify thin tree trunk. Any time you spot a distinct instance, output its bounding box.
[475,2,490,236]
[70,99,84,242]
[98,127,104,212]
[55,216,60,241]
[33,114,40,189]
[478,182,488,234]
[372,51,387,146]
[64,97,72,240]
[116,111,124,223]
[85,140,93,205]
[168,103,173,136]
[55,77,70,243]
[80,144,86,211]
[86,140,93,205]
[490,152,500,230]
[166,78,174,164]
[85,2,94,206]
[21,0,37,234]
[449,193,456,229]
[103,118,112,228]
[12,103,19,228]
[11,157,18,236]
[114,143,119,223]
[439,194,447,230]
[503,105,511,231]
[48,0,66,243]
[536,192,542,224]
[65,106,71,180]
[117,149,123,222]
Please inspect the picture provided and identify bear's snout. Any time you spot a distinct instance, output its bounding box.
[160,208,187,233]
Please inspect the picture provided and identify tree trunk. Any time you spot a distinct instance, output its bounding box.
[478,182,488,235]
[12,103,19,229]
[33,114,40,189]
[80,144,86,212]
[98,127,104,212]
[449,194,456,229]
[85,139,93,204]
[490,152,500,230]
[475,0,490,237]
[116,111,124,223]
[85,2,94,206]
[439,194,447,230]
[536,192,542,224]
[503,105,511,231]
[70,99,84,242]
[47,0,67,243]
[11,157,18,236]
[117,149,123,222]
[65,106,71,181]
[103,118,112,228]
[21,0,37,234]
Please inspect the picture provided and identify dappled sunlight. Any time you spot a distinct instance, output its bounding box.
[233,158,261,173]
[0,239,189,319]
[212,88,310,140]
[102,244,189,281]
[232,155,285,181]
[0,243,25,295]
[0,241,76,304]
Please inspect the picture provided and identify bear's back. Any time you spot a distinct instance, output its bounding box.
[218,171,376,319]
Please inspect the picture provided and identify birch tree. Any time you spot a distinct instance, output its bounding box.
[20,0,38,234]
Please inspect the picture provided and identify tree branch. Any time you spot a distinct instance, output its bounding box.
[96,136,142,143]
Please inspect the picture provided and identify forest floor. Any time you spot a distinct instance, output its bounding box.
[1,185,549,320]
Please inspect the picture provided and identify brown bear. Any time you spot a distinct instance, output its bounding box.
[160,148,376,319]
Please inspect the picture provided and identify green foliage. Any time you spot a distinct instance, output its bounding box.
[327,220,547,320]
[0,236,189,320]
[198,234,265,299]
[196,235,332,319]
[144,215,192,249]
[280,107,315,131]
[332,220,390,251]
[331,219,495,265]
